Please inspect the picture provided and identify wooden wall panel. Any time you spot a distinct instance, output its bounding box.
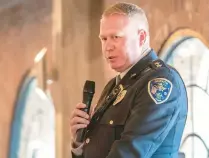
[0,0,52,157]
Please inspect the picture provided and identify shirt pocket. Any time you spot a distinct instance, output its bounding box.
[98,100,132,140]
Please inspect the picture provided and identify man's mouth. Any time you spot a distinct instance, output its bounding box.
[108,56,116,60]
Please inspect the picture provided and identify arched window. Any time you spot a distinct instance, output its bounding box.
[159,28,209,158]
[9,49,55,158]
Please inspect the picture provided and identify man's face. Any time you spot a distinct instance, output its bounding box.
[99,14,143,72]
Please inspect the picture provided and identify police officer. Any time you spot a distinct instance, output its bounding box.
[70,2,188,158]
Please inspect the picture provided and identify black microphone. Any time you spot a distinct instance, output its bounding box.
[76,80,95,143]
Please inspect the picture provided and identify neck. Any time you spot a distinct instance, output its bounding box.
[141,45,151,56]
[133,46,151,65]
[119,46,151,77]
[116,45,151,73]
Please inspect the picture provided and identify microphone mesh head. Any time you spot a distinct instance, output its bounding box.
[83,80,95,94]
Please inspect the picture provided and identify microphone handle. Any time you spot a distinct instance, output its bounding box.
[75,92,93,142]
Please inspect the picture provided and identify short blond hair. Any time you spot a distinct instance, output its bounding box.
[102,2,149,33]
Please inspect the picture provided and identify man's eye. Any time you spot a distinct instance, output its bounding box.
[101,37,107,41]
[113,36,120,39]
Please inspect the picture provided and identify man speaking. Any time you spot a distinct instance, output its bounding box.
[70,2,188,158]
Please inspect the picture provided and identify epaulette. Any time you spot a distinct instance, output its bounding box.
[150,59,167,70]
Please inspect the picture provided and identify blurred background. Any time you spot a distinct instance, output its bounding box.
[0,0,209,158]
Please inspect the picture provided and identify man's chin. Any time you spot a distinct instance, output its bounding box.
[110,65,123,72]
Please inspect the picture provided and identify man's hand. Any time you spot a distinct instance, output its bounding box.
[70,103,90,143]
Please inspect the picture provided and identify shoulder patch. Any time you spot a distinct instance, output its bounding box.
[148,78,173,104]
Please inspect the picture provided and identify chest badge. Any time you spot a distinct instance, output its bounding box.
[148,78,173,104]
[113,84,127,106]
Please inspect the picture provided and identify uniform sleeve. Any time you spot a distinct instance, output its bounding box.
[71,143,84,157]
[106,77,181,158]
[71,141,84,158]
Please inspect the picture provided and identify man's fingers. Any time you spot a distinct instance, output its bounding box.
[71,124,88,135]
[70,116,90,126]
[76,103,86,109]
[72,109,89,119]
[69,103,91,141]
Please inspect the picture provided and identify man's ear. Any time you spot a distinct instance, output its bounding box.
[138,30,146,46]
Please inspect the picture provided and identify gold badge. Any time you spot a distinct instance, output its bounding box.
[113,85,127,106]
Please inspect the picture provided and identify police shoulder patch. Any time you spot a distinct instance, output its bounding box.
[148,78,173,104]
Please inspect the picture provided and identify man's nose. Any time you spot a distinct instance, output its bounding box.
[105,39,114,51]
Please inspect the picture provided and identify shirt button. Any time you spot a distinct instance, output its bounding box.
[86,138,90,144]
[109,120,114,125]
